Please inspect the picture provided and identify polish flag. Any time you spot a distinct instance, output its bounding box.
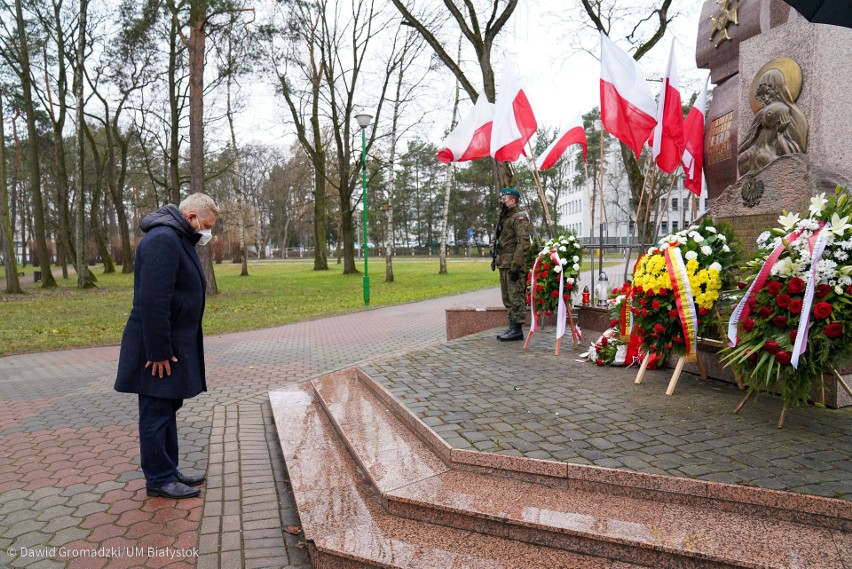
[681,75,710,196]
[490,60,538,162]
[650,40,685,173]
[599,32,657,159]
[536,114,588,171]
[437,96,495,163]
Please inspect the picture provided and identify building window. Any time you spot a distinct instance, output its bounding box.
[661,221,668,233]
[671,198,678,211]
[672,221,678,232]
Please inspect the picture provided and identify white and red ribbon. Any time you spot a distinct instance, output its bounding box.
[727,229,805,346]
[792,225,830,368]
[528,251,570,340]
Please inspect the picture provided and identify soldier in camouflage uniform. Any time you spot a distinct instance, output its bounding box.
[494,188,530,341]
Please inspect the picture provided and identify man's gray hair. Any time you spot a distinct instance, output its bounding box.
[179,193,219,217]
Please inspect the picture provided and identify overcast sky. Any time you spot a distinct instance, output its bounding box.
[233,0,708,150]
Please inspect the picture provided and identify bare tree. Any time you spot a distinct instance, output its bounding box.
[1,0,57,287]
[73,0,95,287]
[0,89,23,293]
[388,0,518,191]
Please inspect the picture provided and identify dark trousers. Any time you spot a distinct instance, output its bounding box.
[138,394,183,488]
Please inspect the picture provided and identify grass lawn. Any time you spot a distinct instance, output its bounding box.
[0,258,498,356]
[1,256,618,356]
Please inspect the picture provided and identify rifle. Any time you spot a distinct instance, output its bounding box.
[491,214,504,271]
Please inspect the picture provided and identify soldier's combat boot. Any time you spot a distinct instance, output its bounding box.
[497,322,524,341]
[496,317,513,339]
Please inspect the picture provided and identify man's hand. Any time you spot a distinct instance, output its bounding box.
[509,269,521,282]
[145,356,179,378]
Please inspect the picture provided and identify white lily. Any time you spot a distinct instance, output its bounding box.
[778,211,800,231]
[830,213,852,237]
[700,245,712,256]
[684,250,698,261]
[709,262,722,272]
[809,193,828,216]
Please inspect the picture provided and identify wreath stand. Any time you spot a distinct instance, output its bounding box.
[523,309,580,356]
[634,352,708,395]
[734,367,852,428]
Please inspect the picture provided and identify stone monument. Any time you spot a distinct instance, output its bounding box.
[698,0,852,249]
[697,0,852,407]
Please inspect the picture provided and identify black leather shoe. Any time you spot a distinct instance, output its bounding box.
[175,470,206,487]
[497,323,524,341]
[146,481,200,499]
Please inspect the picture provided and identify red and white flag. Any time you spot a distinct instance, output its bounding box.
[437,96,494,163]
[536,113,587,171]
[681,75,709,196]
[490,60,538,162]
[650,40,685,173]
[599,32,657,159]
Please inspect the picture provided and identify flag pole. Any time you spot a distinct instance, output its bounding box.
[653,167,681,238]
[525,141,555,237]
[622,153,654,283]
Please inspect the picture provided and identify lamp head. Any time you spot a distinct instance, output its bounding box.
[355,111,373,130]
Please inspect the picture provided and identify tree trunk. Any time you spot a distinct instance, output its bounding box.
[0,92,22,293]
[74,0,95,288]
[168,13,181,204]
[187,0,217,294]
[225,33,248,277]
[15,0,56,288]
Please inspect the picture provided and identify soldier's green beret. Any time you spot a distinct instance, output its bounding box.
[500,188,520,198]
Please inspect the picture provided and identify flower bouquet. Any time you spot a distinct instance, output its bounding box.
[582,284,642,366]
[723,188,852,413]
[631,218,738,368]
[526,232,583,350]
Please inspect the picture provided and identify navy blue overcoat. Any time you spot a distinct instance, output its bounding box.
[115,205,208,400]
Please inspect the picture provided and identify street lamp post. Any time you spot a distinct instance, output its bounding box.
[355,111,373,305]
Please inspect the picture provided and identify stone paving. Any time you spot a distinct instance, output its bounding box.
[0,289,499,569]
[364,329,852,501]
[2,282,851,569]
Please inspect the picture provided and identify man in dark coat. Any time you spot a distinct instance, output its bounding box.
[115,193,218,499]
[494,187,531,341]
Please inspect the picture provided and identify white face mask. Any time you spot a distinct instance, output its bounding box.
[194,217,213,246]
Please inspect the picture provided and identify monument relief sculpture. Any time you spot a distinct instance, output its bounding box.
[737,59,808,176]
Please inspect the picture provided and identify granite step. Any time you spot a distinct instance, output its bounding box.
[307,369,851,569]
[269,376,644,568]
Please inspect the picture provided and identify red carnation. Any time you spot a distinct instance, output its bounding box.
[816,284,832,299]
[536,284,544,292]
[758,306,773,319]
[813,301,832,319]
[634,286,644,294]
[609,319,619,328]
[747,297,758,310]
[646,289,655,297]
[562,294,569,300]
[766,280,782,295]
[788,299,803,315]
[537,298,544,305]
[640,298,647,307]
[742,319,755,332]
[658,289,669,297]
[652,300,661,310]
[668,309,678,319]
[746,349,757,362]
[664,344,673,350]
[790,329,798,344]
[673,336,684,343]
[551,290,559,298]
[787,278,805,294]
[545,310,552,316]
[651,333,659,338]
[641,308,648,317]
[698,307,710,316]
[776,294,791,308]
[596,358,604,366]
[775,351,792,365]
[772,315,788,329]
[601,337,609,347]
[542,263,550,270]
[825,321,844,339]
[654,323,665,333]
[565,283,573,291]
[846,285,852,296]
[737,281,747,289]
[612,288,620,295]
[764,341,781,354]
